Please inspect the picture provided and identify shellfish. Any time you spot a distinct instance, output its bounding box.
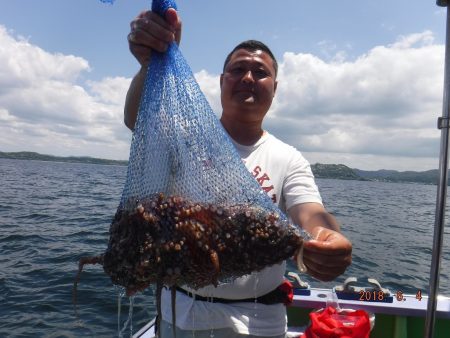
[73,193,304,335]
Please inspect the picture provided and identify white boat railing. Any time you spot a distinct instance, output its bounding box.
[132,289,450,338]
[297,289,450,319]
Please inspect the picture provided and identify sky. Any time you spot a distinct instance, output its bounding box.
[0,0,448,171]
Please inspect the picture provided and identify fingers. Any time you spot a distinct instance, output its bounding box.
[304,227,352,254]
[304,247,351,267]
[128,10,181,66]
[300,229,352,282]
[304,238,352,256]
[165,8,182,45]
[129,12,175,50]
[303,256,348,282]
[165,8,181,30]
[302,254,350,282]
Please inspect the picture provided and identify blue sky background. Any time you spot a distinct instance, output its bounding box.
[1,0,445,78]
[0,0,448,170]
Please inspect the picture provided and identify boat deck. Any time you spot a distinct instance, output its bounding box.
[132,289,450,338]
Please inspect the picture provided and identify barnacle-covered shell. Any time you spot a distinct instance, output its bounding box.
[100,193,303,294]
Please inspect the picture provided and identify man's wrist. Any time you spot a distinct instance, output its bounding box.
[138,65,148,78]
[303,214,340,238]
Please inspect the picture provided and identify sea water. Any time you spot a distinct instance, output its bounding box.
[0,158,449,337]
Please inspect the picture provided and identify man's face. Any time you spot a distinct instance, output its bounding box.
[220,49,277,123]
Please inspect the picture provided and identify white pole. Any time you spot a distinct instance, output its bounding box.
[424,1,450,337]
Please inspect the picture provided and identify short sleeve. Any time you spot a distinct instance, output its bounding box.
[282,151,322,210]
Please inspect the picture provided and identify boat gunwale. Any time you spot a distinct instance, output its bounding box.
[292,288,450,319]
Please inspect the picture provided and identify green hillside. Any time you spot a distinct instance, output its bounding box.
[311,163,363,180]
[0,151,441,185]
[0,151,128,166]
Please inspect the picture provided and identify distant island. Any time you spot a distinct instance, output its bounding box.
[0,151,441,185]
[0,151,128,166]
[311,163,439,185]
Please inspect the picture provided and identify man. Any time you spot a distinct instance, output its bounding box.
[124,9,352,338]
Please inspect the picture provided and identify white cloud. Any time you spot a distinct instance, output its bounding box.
[0,25,132,160]
[0,24,445,170]
[194,69,221,116]
[88,76,130,106]
[195,31,444,170]
[0,26,89,87]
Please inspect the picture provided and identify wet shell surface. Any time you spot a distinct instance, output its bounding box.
[90,193,304,295]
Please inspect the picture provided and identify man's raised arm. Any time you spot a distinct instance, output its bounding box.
[124,9,182,130]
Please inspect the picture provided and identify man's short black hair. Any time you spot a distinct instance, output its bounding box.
[223,40,278,77]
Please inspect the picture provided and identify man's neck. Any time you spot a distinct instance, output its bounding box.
[220,115,264,145]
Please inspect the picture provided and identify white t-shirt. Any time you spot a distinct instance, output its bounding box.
[162,132,322,335]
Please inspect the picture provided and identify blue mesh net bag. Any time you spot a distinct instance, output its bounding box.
[77,0,306,298]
